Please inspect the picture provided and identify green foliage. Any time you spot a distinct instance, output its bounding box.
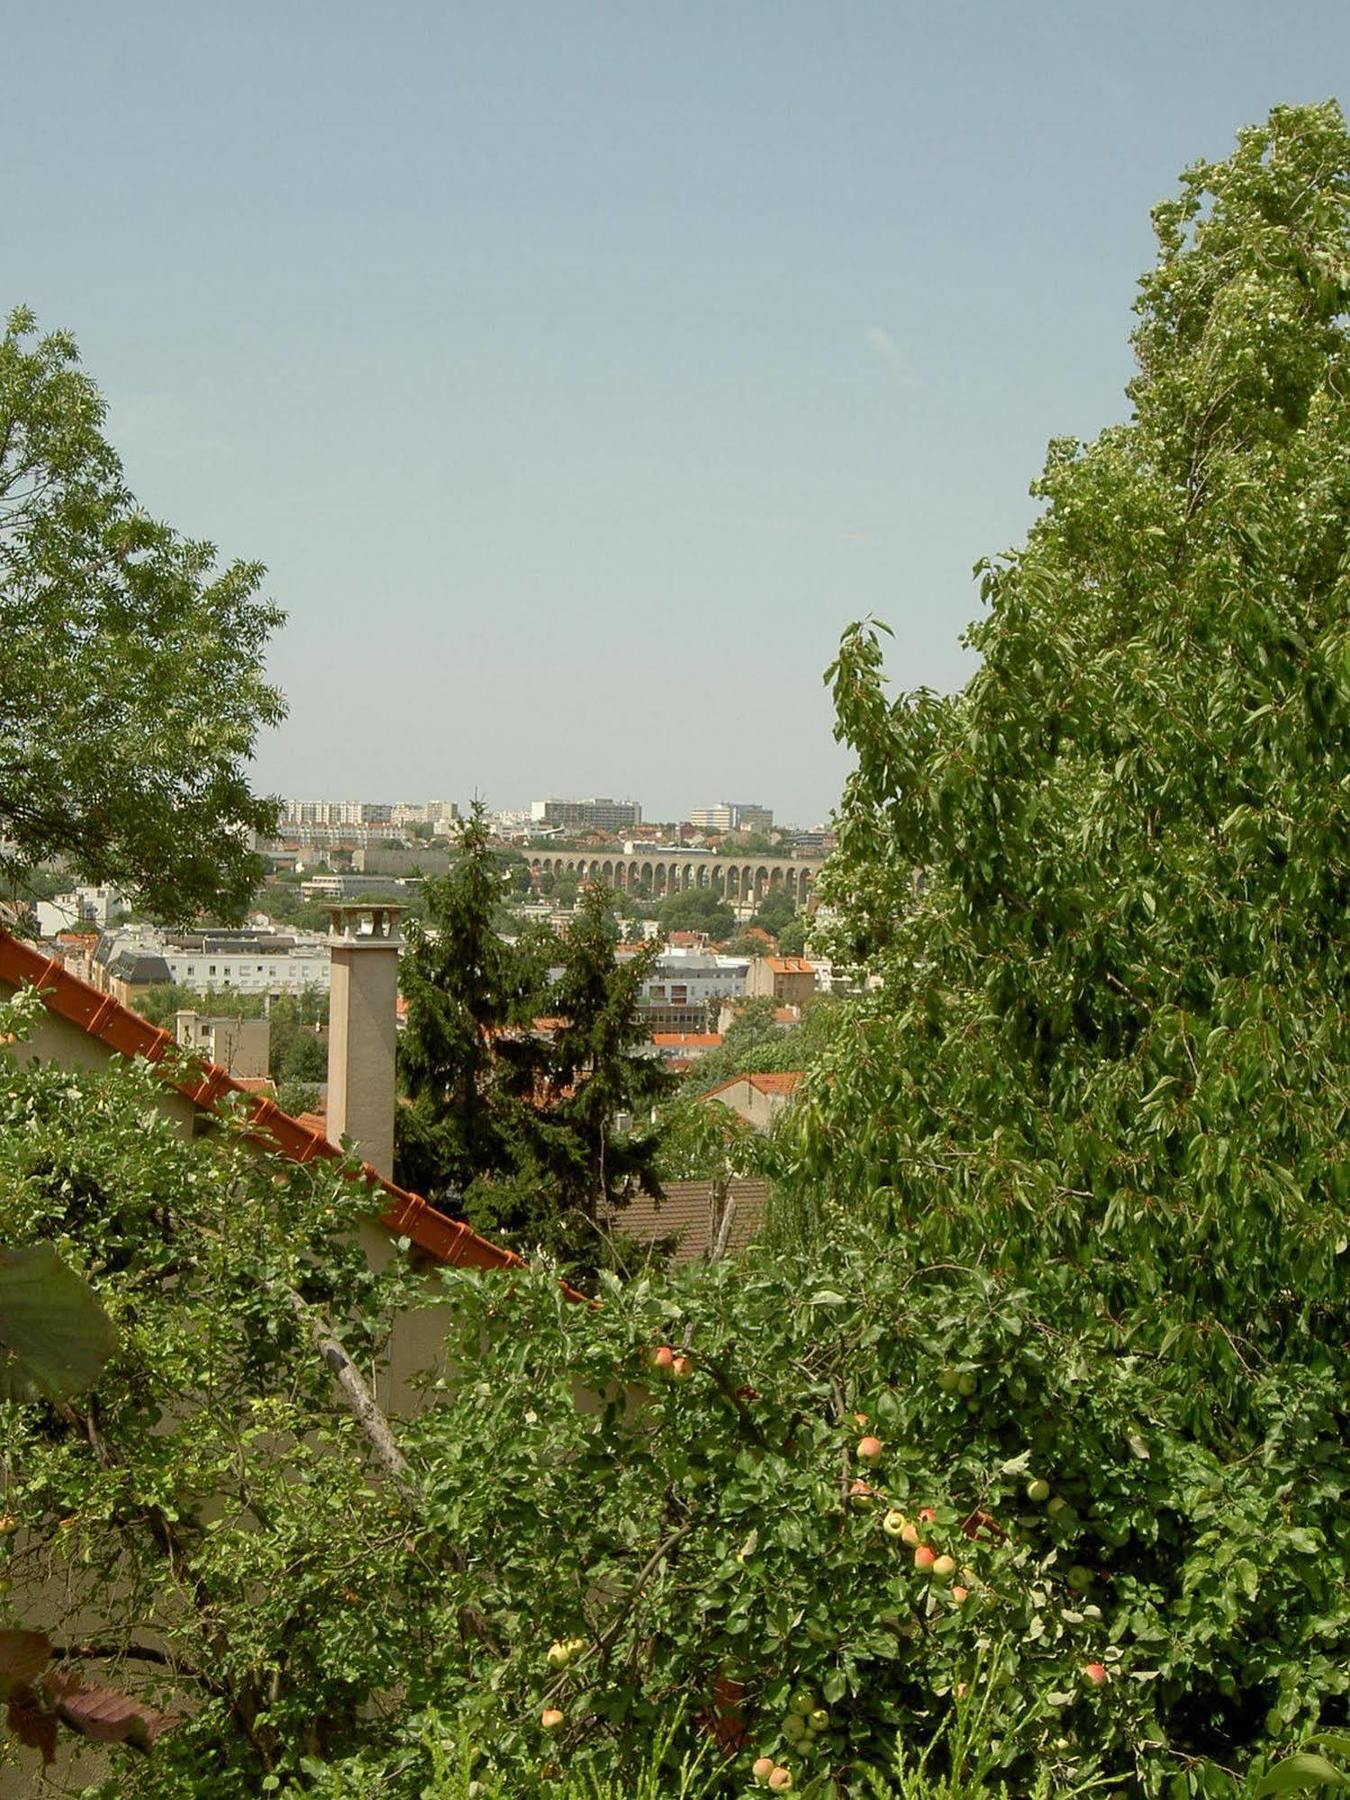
[0,306,284,923]
[748,890,798,936]
[657,888,737,939]
[0,1240,116,1403]
[344,1212,1341,1797]
[777,917,808,957]
[396,810,672,1265]
[0,994,432,1794]
[396,802,542,1208]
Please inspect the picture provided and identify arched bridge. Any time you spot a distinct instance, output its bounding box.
[529,849,822,905]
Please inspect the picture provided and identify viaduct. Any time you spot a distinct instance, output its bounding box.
[528,849,821,905]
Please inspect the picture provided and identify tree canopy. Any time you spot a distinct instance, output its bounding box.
[0,307,283,923]
[396,809,672,1263]
[806,102,1349,1350]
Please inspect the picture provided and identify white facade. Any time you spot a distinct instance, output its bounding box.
[639,949,748,1007]
[35,886,129,936]
[99,925,330,997]
[530,797,642,831]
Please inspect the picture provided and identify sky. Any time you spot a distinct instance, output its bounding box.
[6,3,1348,824]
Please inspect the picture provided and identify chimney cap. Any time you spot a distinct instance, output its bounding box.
[326,903,404,945]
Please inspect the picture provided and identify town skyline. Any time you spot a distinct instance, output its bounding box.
[11,4,1341,822]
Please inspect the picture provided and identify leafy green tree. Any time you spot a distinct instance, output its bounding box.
[775,916,807,957]
[655,888,735,938]
[0,307,283,923]
[0,989,439,1795]
[394,803,542,1208]
[518,884,673,1254]
[807,101,1349,1340]
[748,890,796,936]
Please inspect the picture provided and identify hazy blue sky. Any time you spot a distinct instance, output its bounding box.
[8,4,1347,822]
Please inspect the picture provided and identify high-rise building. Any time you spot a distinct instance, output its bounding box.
[686,802,773,833]
[530,797,642,831]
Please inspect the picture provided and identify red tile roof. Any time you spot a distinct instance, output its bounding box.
[0,927,579,1298]
[763,957,814,975]
[602,1178,769,1263]
[651,1032,723,1047]
[701,1070,805,1100]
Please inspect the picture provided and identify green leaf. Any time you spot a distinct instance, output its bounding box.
[0,1242,118,1403]
[1249,1753,1350,1795]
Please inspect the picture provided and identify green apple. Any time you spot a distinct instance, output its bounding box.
[789,1689,815,1717]
[937,1367,961,1393]
[1026,1478,1051,1504]
[883,1509,908,1539]
[807,1708,829,1732]
[956,1372,977,1396]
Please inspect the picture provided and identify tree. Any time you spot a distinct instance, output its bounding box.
[747,890,796,936]
[520,884,674,1253]
[775,916,807,957]
[806,101,1349,1334]
[394,803,541,1209]
[397,850,672,1264]
[0,988,441,1793]
[0,308,284,923]
[655,887,734,938]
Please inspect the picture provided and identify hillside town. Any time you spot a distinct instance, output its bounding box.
[0,19,1346,1797]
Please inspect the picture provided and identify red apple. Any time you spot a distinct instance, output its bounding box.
[768,1770,793,1794]
[671,1354,692,1379]
[856,1434,883,1464]
[849,1478,875,1509]
[541,1707,565,1730]
[918,1505,938,1524]
[901,1519,922,1547]
[1083,1662,1109,1688]
[950,1584,970,1604]
[650,1345,675,1372]
[931,1553,956,1583]
[914,1544,937,1571]
[752,1755,776,1783]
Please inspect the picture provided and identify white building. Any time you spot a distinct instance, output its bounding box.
[530,797,642,832]
[34,885,130,937]
[95,926,330,998]
[686,803,773,833]
[639,948,748,1008]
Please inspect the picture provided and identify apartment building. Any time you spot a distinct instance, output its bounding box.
[530,797,642,832]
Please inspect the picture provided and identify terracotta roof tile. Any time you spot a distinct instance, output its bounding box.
[0,926,580,1298]
[603,1178,769,1263]
[701,1070,805,1101]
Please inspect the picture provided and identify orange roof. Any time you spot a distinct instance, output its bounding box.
[0,927,580,1299]
[764,957,814,974]
[651,1032,723,1047]
[702,1070,805,1100]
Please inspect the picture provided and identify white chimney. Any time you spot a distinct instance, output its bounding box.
[326,904,402,1181]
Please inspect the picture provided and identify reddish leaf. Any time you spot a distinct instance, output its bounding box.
[45,1672,176,1749]
[0,1629,51,1697]
[6,1685,57,1764]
